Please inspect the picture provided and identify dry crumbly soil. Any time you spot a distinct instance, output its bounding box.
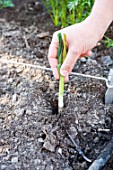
[0,0,113,170]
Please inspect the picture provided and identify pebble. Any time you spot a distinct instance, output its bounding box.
[16,67,23,73]
[101,55,113,65]
[12,93,17,102]
[8,78,13,83]
[38,138,44,143]
[11,156,18,164]
[80,57,87,63]
[58,148,62,155]
[26,110,32,115]
[43,141,55,152]
[94,137,99,143]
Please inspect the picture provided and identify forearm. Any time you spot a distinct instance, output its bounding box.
[86,0,113,40]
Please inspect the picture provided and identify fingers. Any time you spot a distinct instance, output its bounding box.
[61,50,92,81]
[48,33,59,79]
[48,30,92,81]
[60,48,80,77]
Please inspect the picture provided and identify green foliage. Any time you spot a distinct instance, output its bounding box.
[0,0,14,10]
[42,0,95,27]
[104,36,113,48]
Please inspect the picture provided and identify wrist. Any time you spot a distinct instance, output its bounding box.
[85,0,113,41]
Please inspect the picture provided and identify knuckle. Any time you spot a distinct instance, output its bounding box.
[64,63,72,72]
[70,47,80,56]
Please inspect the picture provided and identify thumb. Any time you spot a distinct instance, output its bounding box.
[60,48,80,77]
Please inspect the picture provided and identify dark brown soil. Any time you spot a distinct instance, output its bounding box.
[0,1,113,170]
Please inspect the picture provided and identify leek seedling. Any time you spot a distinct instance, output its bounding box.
[57,33,67,112]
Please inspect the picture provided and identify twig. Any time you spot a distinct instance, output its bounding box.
[66,130,92,162]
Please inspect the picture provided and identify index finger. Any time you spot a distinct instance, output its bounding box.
[48,33,59,79]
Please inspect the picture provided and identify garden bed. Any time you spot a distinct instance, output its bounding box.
[0,0,113,170]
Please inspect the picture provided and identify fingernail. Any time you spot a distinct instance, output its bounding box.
[60,70,68,77]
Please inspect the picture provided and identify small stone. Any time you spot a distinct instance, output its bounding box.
[11,156,18,163]
[75,119,79,124]
[58,148,62,155]
[8,78,13,83]
[101,55,113,66]
[12,93,17,102]
[80,57,87,63]
[38,138,44,143]
[26,110,32,115]
[16,67,23,73]
[94,137,99,143]
[43,141,55,152]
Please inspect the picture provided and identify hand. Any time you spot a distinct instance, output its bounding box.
[48,19,99,81]
[48,18,101,81]
[48,0,113,82]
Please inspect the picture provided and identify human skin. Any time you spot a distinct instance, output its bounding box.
[48,0,113,82]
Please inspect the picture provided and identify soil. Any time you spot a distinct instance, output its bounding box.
[0,0,113,170]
